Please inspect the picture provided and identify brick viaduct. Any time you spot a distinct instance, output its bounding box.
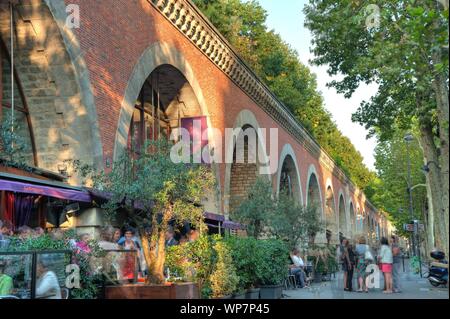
[0,0,393,244]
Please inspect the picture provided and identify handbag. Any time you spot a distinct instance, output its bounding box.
[364,245,374,261]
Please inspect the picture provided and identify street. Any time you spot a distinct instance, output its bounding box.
[283,267,449,299]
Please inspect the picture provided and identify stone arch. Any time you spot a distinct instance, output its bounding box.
[113,41,221,213]
[338,191,347,239]
[305,164,324,217]
[348,200,356,238]
[324,180,338,244]
[276,144,303,205]
[0,0,103,181]
[223,109,271,217]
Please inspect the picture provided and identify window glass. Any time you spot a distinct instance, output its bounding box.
[0,253,32,299]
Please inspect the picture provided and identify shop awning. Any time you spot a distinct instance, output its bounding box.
[204,212,225,222]
[222,220,246,230]
[0,179,92,202]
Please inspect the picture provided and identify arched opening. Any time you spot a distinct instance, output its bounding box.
[279,155,300,203]
[229,124,259,213]
[349,202,355,237]
[126,63,218,214]
[306,171,322,243]
[355,208,363,235]
[338,194,346,240]
[0,37,36,166]
[325,186,337,244]
[127,64,203,153]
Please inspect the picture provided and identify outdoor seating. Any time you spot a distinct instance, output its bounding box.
[285,274,297,290]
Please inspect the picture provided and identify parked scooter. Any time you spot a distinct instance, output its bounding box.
[428,250,448,287]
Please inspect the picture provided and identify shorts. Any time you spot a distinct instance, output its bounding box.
[381,263,393,273]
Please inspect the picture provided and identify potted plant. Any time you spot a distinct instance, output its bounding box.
[308,245,338,283]
[255,239,289,299]
[69,139,215,298]
[209,239,239,299]
[225,236,260,299]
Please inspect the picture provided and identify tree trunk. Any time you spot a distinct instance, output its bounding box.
[418,124,448,256]
[431,49,449,255]
[144,205,172,284]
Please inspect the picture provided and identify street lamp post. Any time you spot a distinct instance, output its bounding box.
[404,133,416,257]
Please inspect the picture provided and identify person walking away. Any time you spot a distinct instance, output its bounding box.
[391,235,402,293]
[378,237,393,294]
[355,237,369,292]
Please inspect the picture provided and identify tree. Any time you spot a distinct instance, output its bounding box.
[70,139,215,284]
[269,191,323,250]
[230,176,275,239]
[304,0,449,254]
[368,130,431,252]
[0,109,31,169]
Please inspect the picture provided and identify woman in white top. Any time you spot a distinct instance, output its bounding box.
[36,258,61,299]
[378,237,393,294]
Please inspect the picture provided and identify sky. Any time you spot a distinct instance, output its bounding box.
[256,0,378,170]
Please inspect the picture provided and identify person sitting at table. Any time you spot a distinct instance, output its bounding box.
[0,260,13,296]
[36,257,61,299]
[289,249,307,288]
[165,227,178,247]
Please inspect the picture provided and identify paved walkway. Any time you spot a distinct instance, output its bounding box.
[283,269,449,299]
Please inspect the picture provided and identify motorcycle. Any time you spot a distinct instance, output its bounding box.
[428,250,448,287]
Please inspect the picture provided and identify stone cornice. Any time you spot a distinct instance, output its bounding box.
[148,0,377,210]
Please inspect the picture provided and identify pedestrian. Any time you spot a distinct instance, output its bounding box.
[391,235,402,293]
[378,237,393,294]
[340,238,348,290]
[356,236,374,293]
[343,239,355,292]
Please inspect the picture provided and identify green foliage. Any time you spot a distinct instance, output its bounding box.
[410,255,421,275]
[308,244,338,275]
[166,235,239,299]
[368,130,426,237]
[231,177,275,239]
[192,0,375,190]
[224,236,259,291]
[166,235,216,298]
[69,138,216,283]
[209,239,239,298]
[1,232,104,299]
[254,239,289,286]
[0,109,31,169]
[270,192,324,250]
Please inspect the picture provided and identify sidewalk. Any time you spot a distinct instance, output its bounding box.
[283,270,449,299]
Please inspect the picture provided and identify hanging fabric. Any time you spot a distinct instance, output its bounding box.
[4,191,14,224]
[13,194,34,228]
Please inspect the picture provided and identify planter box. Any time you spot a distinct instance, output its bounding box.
[245,288,260,299]
[232,292,246,299]
[259,285,283,299]
[105,282,200,299]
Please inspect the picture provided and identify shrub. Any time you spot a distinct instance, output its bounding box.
[166,235,239,299]
[254,239,289,286]
[209,240,239,298]
[224,236,259,292]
